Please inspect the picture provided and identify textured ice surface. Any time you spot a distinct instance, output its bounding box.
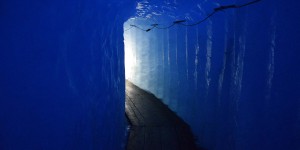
[1,0,299,149]
[125,0,300,150]
[0,1,134,150]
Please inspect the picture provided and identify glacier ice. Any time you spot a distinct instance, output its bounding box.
[0,0,300,150]
[125,0,300,150]
[0,0,135,150]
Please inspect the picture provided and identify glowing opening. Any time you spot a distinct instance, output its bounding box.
[124,20,137,80]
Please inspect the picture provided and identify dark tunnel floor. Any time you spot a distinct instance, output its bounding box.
[125,81,198,150]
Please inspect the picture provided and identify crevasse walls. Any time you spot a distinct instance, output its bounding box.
[0,1,134,150]
[1,0,299,149]
[125,0,300,150]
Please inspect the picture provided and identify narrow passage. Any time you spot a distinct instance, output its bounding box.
[125,81,197,150]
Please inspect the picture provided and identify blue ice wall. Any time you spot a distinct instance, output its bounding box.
[125,0,300,149]
[0,1,134,149]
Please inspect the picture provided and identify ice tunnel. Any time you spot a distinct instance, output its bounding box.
[0,0,300,150]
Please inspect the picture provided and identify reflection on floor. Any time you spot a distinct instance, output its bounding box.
[125,80,197,150]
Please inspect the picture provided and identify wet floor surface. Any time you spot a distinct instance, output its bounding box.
[125,81,197,150]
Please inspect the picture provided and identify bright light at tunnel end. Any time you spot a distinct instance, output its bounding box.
[124,24,137,80]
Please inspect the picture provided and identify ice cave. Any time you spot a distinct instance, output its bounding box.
[0,0,299,150]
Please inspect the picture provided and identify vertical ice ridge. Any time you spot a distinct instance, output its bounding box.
[205,20,212,93]
[175,29,178,65]
[265,14,276,101]
[167,29,170,65]
[162,30,165,64]
[185,27,189,80]
[217,19,229,105]
[134,29,138,83]
[232,17,247,128]
[234,34,246,120]
[194,27,199,89]
[162,30,166,100]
